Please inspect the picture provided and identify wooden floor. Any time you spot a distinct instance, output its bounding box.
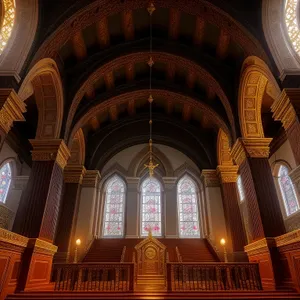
[6,291,300,300]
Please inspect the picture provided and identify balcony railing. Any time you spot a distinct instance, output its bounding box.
[52,263,134,292]
[167,263,262,291]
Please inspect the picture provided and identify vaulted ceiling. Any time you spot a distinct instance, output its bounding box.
[13,0,280,170]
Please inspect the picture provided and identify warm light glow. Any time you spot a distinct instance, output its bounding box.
[75,239,81,246]
[220,238,226,246]
[0,0,16,54]
[285,0,300,56]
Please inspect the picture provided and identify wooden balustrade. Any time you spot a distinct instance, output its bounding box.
[52,263,134,292]
[167,263,262,292]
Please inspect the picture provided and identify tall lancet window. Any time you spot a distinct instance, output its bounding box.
[141,178,162,237]
[177,176,200,238]
[0,162,12,204]
[278,165,299,216]
[103,175,126,237]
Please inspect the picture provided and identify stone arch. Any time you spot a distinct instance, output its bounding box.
[68,128,85,165]
[18,58,64,139]
[217,128,233,165]
[238,56,281,138]
[262,0,300,78]
[0,0,38,81]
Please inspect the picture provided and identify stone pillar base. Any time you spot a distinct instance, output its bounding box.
[245,238,280,290]
[17,239,57,292]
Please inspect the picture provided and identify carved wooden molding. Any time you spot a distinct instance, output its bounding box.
[64,165,86,184]
[0,89,26,133]
[82,170,101,187]
[30,139,70,170]
[27,238,58,255]
[201,169,219,187]
[275,229,300,247]
[244,238,276,255]
[271,89,299,130]
[217,128,233,165]
[0,227,28,247]
[216,165,239,183]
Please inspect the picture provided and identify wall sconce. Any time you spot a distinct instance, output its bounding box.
[220,238,228,263]
[74,238,81,263]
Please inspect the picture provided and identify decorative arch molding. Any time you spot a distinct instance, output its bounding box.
[0,157,17,178]
[0,0,38,82]
[65,52,235,140]
[68,128,85,165]
[30,0,268,68]
[262,0,300,78]
[238,56,281,138]
[128,145,173,177]
[18,58,64,139]
[217,128,233,165]
[174,163,202,187]
[69,89,231,144]
[99,163,128,190]
[271,159,294,177]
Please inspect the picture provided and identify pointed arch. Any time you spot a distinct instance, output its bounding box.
[102,174,126,237]
[239,56,281,138]
[68,128,85,165]
[217,128,234,166]
[140,177,162,237]
[18,58,64,139]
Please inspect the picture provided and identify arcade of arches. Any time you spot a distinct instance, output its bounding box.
[1,0,300,299]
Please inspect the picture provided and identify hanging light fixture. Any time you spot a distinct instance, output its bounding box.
[144,2,158,177]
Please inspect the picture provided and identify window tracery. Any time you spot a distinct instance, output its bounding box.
[0,162,12,204]
[0,0,16,54]
[141,178,162,237]
[177,176,200,238]
[103,175,126,237]
[237,175,245,202]
[278,165,299,216]
[285,0,300,56]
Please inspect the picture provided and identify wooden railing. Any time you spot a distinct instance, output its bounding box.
[120,246,126,262]
[175,246,182,262]
[167,263,262,291]
[52,263,134,292]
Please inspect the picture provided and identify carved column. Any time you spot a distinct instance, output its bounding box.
[12,139,70,291]
[201,170,227,252]
[217,165,247,261]
[74,170,100,251]
[231,138,285,289]
[125,177,139,238]
[54,165,86,263]
[0,89,26,149]
[163,177,178,238]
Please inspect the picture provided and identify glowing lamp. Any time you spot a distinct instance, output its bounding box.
[220,238,226,246]
[76,239,81,246]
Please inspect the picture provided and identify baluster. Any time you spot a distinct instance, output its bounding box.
[226,265,234,290]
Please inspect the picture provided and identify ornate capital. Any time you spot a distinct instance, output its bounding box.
[271,89,299,130]
[244,238,276,256]
[64,165,86,184]
[216,165,239,183]
[0,89,26,133]
[0,227,28,248]
[30,139,70,170]
[231,138,272,165]
[82,170,101,187]
[201,170,219,187]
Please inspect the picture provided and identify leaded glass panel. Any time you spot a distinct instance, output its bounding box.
[141,178,162,237]
[0,162,12,204]
[278,165,299,216]
[177,176,200,238]
[103,175,126,237]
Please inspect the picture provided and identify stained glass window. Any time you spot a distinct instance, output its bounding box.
[103,175,126,237]
[237,176,245,202]
[177,176,200,238]
[141,178,162,237]
[0,0,16,54]
[0,162,12,204]
[278,165,299,216]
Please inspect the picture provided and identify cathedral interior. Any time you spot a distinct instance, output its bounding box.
[0,0,300,299]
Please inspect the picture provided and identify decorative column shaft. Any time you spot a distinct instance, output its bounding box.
[217,165,247,257]
[0,89,26,149]
[55,165,86,263]
[13,139,70,242]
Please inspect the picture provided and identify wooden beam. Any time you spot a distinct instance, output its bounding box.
[104,71,115,90]
[109,105,118,121]
[216,28,230,59]
[167,99,173,115]
[89,116,100,131]
[96,17,110,48]
[125,63,135,82]
[194,17,205,45]
[169,8,181,39]
[166,63,176,81]
[122,10,135,41]
[72,31,87,60]
[206,86,216,100]
[85,84,95,99]
[127,99,135,116]
[187,72,196,89]
[182,104,191,121]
